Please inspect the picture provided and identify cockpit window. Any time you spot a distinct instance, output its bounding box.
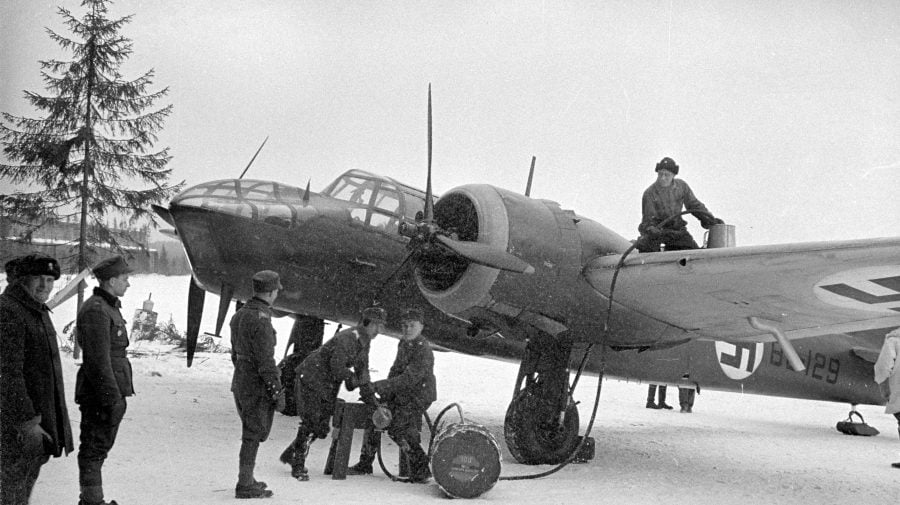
[400,191,425,220]
[239,181,277,200]
[374,186,401,214]
[328,176,375,206]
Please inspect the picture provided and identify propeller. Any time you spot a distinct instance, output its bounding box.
[186,277,205,367]
[435,235,533,273]
[397,84,534,275]
[214,283,235,337]
[425,84,434,223]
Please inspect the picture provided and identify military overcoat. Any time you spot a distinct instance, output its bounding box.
[75,287,134,406]
[0,283,74,457]
[374,335,436,410]
[230,297,282,399]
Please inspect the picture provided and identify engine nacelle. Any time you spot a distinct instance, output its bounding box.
[416,184,593,336]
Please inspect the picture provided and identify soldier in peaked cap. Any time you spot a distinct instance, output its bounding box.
[1,254,73,505]
[75,255,135,505]
[230,270,286,499]
[279,306,387,481]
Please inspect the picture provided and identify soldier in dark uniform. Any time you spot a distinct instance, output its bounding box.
[230,270,286,499]
[75,255,135,505]
[279,306,387,481]
[1,254,73,505]
[634,157,723,253]
[635,157,722,413]
[367,308,436,483]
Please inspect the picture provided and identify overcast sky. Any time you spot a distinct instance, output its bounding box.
[2,0,898,246]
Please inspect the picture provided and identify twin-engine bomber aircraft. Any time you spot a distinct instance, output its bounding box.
[153,92,900,465]
[153,166,900,465]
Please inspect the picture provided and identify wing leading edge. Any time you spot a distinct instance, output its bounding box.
[584,237,900,342]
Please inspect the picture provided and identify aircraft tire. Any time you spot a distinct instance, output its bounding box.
[504,391,580,465]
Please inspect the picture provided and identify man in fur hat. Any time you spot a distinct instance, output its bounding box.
[1,254,73,505]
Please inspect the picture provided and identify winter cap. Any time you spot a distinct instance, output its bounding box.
[92,255,134,281]
[251,270,283,292]
[6,254,61,280]
[4,257,21,279]
[361,306,388,324]
[655,157,679,175]
[401,308,424,323]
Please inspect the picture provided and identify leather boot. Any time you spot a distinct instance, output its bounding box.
[404,442,431,483]
[348,429,379,475]
[646,385,657,409]
[78,485,118,505]
[657,386,673,409]
[278,441,295,465]
[235,482,273,499]
[291,434,313,481]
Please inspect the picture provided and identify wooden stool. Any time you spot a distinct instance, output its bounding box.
[324,400,374,480]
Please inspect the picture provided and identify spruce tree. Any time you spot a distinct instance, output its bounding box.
[1,0,183,275]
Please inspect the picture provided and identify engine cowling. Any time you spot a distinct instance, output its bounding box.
[415,184,589,335]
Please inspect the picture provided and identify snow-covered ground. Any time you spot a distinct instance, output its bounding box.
[16,274,900,504]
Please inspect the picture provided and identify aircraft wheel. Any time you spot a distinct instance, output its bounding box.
[504,391,580,465]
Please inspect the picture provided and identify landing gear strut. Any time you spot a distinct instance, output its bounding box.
[504,331,580,465]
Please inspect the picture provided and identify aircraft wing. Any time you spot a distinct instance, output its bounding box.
[584,237,900,342]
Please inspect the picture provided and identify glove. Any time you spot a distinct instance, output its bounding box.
[18,417,50,455]
[97,399,124,423]
[344,375,360,391]
[701,217,725,229]
[274,391,286,413]
[645,225,662,237]
[372,380,387,396]
[359,382,376,405]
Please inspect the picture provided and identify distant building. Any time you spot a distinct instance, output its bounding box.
[0,216,157,273]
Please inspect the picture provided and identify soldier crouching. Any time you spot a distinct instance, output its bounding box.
[348,307,436,483]
[279,306,386,481]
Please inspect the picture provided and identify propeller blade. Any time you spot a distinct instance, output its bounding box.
[435,235,535,274]
[214,283,235,337]
[424,84,434,223]
[376,250,416,303]
[186,278,205,367]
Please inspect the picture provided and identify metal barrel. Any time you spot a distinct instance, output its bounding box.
[430,423,502,499]
[706,223,736,248]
